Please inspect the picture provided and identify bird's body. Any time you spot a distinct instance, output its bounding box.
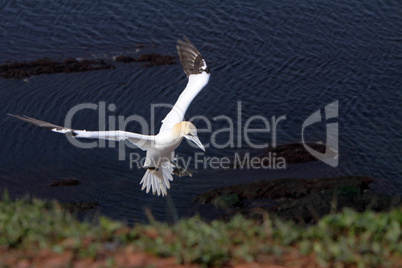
[9,36,210,196]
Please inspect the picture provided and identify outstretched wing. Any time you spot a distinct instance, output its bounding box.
[159,36,210,133]
[8,114,154,151]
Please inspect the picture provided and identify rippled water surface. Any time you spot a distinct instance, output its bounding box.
[0,0,401,223]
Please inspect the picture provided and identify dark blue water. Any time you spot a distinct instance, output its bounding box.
[0,0,401,223]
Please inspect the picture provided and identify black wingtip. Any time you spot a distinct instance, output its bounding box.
[177,36,209,77]
[7,114,67,131]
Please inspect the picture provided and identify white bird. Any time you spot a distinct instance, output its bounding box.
[8,36,210,197]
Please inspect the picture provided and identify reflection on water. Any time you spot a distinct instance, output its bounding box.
[0,0,401,223]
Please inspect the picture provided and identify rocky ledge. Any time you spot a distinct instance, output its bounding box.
[0,57,114,78]
[194,176,401,224]
[1,53,176,79]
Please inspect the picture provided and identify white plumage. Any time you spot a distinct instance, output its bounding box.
[9,36,210,197]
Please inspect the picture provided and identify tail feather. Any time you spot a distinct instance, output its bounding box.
[140,163,174,196]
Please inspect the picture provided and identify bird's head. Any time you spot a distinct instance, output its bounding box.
[175,121,205,151]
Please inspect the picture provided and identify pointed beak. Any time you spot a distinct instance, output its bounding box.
[187,135,205,152]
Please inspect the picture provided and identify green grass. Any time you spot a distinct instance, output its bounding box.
[0,191,401,267]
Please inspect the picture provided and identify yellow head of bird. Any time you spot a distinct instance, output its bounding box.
[174,121,205,151]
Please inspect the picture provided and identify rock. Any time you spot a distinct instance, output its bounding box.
[136,53,176,67]
[60,201,100,212]
[263,143,326,164]
[115,55,137,63]
[212,194,240,210]
[1,51,177,79]
[270,187,401,224]
[225,143,327,170]
[194,176,401,224]
[0,57,114,78]
[48,179,81,187]
[195,176,374,204]
[114,53,176,66]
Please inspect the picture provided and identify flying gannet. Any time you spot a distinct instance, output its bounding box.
[8,36,210,196]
